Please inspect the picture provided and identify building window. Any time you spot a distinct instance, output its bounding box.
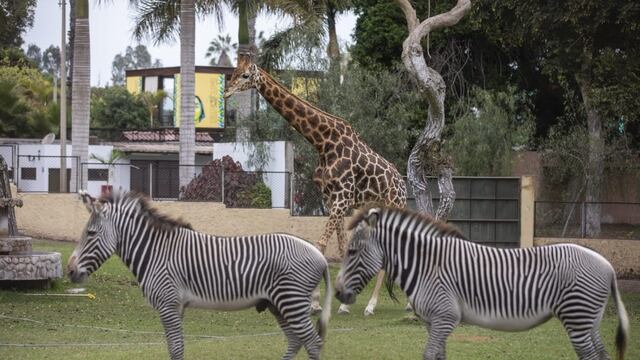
[88,169,109,181]
[21,167,36,180]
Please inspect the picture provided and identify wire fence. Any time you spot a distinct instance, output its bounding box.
[534,201,640,240]
[291,177,328,216]
[15,155,80,193]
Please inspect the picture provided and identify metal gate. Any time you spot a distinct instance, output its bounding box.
[409,177,521,248]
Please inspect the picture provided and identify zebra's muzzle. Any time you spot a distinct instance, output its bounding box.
[335,289,356,305]
[67,267,88,284]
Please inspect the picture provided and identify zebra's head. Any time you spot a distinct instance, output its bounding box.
[67,191,118,283]
[335,207,384,305]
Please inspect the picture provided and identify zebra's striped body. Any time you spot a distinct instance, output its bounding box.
[68,192,331,360]
[335,206,629,360]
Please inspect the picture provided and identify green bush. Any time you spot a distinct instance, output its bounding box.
[91,86,148,129]
[250,181,272,209]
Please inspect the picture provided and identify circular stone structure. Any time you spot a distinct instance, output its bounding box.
[0,250,63,281]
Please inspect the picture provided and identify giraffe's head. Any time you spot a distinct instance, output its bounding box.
[224,54,261,99]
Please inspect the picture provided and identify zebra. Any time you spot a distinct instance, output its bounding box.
[335,205,630,360]
[67,191,332,360]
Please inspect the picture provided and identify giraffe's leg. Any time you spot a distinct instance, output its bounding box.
[364,271,385,316]
[268,304,303,360]
[157,303,185,360]
[328,201,355,315]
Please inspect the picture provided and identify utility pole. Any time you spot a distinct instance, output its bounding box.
[60,0,67,192]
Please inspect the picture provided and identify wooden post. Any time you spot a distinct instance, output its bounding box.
[520,176,535,248]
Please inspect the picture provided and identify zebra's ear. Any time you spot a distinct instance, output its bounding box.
[365,208,380,228]
[78,190,96,213]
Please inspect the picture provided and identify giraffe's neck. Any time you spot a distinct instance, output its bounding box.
[256,69,341,152]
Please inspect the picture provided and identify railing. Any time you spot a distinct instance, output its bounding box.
[534,201,640,240]
[291,177,328,216]
[15,155,80,193]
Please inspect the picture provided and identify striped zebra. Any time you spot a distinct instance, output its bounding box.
[68,191,332,360]
[335,206,630,360]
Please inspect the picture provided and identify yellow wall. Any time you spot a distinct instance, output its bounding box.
[126,76,142,94]
[174,73,225,128]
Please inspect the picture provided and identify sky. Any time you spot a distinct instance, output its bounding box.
[24,1,357,86]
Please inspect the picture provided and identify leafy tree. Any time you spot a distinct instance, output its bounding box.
[0,0,37,48]
[478,0,640,236]
[90,86,148,129]
[111,45,162,85]
[446,86,534,176]
[0,73,57,139]
[205,34,237,66]
[25,44,42,68]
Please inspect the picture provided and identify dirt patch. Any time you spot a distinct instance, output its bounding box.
[619,279,640,293]
[450,334,493,343]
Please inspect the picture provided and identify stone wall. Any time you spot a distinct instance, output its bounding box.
[14,193,344,259]
[535,237,640,278]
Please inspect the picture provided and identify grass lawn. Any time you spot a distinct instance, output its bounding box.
[1,239,638,359]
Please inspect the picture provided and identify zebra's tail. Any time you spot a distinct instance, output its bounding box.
[317,264,332,341]
[611,275,629,360]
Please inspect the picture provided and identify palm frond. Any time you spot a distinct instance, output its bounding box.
[257,19,325,70]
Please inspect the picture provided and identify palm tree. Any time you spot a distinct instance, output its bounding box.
[205,34,237,66]
[179,0,196,192]
[137,90,167,127]
[70,0,90,192]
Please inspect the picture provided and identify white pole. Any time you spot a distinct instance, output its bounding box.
[59,0,67,192]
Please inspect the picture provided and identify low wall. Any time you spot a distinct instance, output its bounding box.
[14,192,344,259]
[535,237,640,278]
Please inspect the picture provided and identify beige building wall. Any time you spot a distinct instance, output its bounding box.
[14,193,344,260]
[535,237,640,277]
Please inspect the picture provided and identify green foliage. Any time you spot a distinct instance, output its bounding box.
[446,87,534,176]
[0,0,37,48]
[249,181,272,208]
[90,86,149,129]
[0,65,58,138]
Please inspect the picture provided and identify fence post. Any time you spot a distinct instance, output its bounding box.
[580,202,586,238]
[289,172,294,215]
[221,167,225,205]
[520,176,535,248]
[149,163,153,199]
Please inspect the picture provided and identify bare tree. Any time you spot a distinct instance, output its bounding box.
[394,0,471,220]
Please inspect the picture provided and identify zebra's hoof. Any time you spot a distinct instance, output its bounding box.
[310,303,322,315]
[337,304,350,314]
[364,305,375,316]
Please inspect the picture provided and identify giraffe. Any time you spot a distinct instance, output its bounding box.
[225,54,407,315]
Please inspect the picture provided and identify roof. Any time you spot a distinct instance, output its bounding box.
[121,130,215,143]
[111,142,213,154]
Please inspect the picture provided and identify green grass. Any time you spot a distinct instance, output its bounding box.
[0,239,638,359]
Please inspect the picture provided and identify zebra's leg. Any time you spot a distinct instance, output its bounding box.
[364,271,385,316]
[276,300,324,360]
[157,304,185,360]
[557,310,599,360]
[268,304,303,360]
[423,311,459,360]
[591,330,610,360]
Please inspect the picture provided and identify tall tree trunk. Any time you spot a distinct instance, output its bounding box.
[326,4,341,67]
[577,77,603,237]
[68,0,75,110]
[179,0,196,193]
[394,0,471,220]
[70,0,90,192]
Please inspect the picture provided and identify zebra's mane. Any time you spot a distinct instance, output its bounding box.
[99,191,193,231]
[349,204,466,240]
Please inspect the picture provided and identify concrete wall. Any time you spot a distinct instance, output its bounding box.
[535,237,640,277]
[14,192,343,260]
